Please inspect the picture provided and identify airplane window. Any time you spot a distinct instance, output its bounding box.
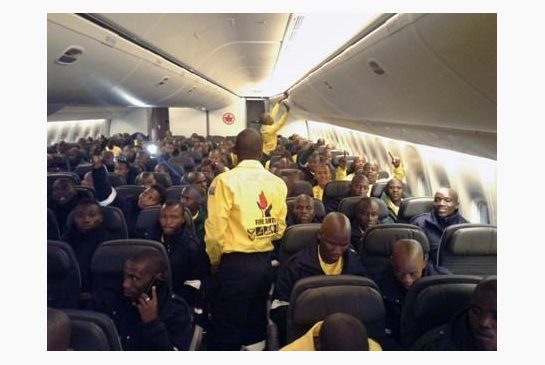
[470,199,490,224]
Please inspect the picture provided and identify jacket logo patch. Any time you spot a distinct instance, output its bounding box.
[257,191,272,217]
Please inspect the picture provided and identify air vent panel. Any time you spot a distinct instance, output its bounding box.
[55,46,84,65]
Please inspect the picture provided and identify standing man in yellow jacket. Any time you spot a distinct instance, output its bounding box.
[205,128,288,350]
[260,93,290,162]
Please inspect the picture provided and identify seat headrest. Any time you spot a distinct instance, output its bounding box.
[370,181,388,198]
[73,163,93,179]
[166,185,186,202]
[288,275,384,341]
[63,309,123,350]
[400,275,483,348]
[323,180,350,199]
[47,241,80,279]
[48,172,81,187]
[292,180,313,197]
[279,223,321,262]
[91,239,167,275]
[113,184,146,198]
[286,198,326,220]
[442,224,497,255]
[107,172,127,187]
[75,186,96,201]
[338,196,388,221]
[397,197,434,223]
[361,224,430,257]
[101,206,128,238]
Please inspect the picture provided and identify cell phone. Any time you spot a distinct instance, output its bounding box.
[145,278,160,299]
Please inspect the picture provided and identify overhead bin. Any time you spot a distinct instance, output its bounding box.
[47,14,235,110]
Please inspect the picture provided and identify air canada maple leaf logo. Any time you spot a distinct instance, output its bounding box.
[257,191,272,217]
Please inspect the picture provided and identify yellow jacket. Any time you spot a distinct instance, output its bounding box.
[280,321,382,351]
[204,160,288,266]
[261,102,289,155]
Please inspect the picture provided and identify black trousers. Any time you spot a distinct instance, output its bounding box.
[207,251,273,350]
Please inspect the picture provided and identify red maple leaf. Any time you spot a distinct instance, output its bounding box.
[257,191,268,210]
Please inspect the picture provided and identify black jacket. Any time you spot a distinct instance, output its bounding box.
[270,243,367,345]
[142,224,210,305]
[373,262,451,343]
[91,284,193,350]
[410,210,468,263]
[414,308,480,350]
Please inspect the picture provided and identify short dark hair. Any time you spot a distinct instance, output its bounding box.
[150,184,167,204]
[127,249,168,281]
[319,313,369,351]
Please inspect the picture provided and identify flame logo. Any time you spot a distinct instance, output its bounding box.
[257,191,272,217]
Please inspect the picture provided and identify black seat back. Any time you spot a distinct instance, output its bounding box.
[107,172,126,187]
[287,275,385,343]
[90,239,173,293]
[291,180,314,197]
[48,172,81,196]
[370,180,388,198]
[63,309,123,350]
[397,197,434,223]
[111,185,146,209]
[438,224,497,275]
[66,205,128,239]
[47,240,81,309]
[48,208,60,240]
[73,163,93,179]
[75,186,96,201]
[278,223,321,264]
[322,180,350,213]
[166,185,190,202]
[359,224,430,275]
[400,275,483,349]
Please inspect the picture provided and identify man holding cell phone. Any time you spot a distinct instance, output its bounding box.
[91,249,193,350]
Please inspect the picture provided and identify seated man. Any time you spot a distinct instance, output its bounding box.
[270,212,367,347]
[382,178,404,222]
[350,197,380,250]
[373,239,451,344]
[61,199,120,291]
[186,171,208,194]
[312,163,332,201]
[410,187,468,264]
[47,308,71,351]
[286,194,322,227]
[48,178,81,236]
[91,249,192,350]
[180,185,207,246]
[114,160,136,185]
[137,171,157,187]
[325,174,370,213]
[281,312,381,351]
[417,277,497,351]
[146,201,210,306]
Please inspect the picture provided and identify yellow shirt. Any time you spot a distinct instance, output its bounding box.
[261,102,289,155]
[385,196,400,215]
[335,166,347,181]
[280,321,382,351]
[204,160,288,266]
[313,185,324,201]
[318,246,343,275]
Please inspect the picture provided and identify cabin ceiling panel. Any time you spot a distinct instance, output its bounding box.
[95,13,290,95]
[289,13,496,158]
[48,14,235,111]
[48,18,141,106]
